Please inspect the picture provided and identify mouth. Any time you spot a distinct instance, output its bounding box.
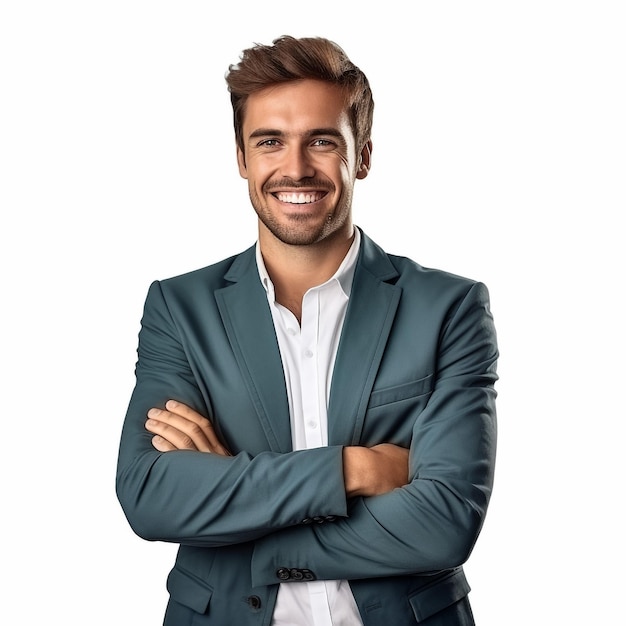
[272,191,328,205]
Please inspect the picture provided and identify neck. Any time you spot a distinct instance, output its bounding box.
[259,225,355,322]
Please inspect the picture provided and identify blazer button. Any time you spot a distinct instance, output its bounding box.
[276,567,291,581]
[247,595,262,610]
[290,568,304,580]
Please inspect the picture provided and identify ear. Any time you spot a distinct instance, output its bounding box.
[356,140,372,180]
[237,145,248,179]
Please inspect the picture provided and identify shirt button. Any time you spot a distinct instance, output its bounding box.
[287,328,297,336]
[307,420,318,429]
[304,349,314,358]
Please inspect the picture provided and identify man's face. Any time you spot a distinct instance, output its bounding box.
[237,79,370,247]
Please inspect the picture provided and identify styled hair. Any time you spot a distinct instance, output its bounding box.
[225,35,374,155]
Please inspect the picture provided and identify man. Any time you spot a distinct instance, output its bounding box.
[116,35,498,625]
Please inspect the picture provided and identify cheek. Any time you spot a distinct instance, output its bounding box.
[246,160,274,187]
[323,156,351,184]
[338,164,355,191]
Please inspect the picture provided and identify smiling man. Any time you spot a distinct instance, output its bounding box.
[116,36,499,626]
[240,80,366,248]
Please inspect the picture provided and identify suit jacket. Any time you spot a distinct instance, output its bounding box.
[116,230,498,625]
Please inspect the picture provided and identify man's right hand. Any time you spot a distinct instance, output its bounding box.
[342,444,410,497]
[145,400,231,456]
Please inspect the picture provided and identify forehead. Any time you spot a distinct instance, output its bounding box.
[242,79,352,135]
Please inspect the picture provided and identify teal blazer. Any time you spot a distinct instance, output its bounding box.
[116,230,498,625]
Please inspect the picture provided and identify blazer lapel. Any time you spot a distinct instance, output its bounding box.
[328,233,402,446]
[215,248,292,453]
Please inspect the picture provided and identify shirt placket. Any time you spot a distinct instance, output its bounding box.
[299,289,324,449]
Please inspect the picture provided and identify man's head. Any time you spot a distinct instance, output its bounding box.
[226,36,374,249]
[226,36,374,159]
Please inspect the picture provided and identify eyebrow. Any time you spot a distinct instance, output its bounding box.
[248,128,345,141]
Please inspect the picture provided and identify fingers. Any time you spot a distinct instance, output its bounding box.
[145,400,231,455]
[165,400,230,454]
[151,434,178,452]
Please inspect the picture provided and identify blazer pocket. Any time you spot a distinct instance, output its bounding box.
[408,568,471,622]
[167,565,213,614]
[368,374,434,410]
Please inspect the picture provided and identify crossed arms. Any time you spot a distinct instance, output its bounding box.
[146,400,410,498]
[116,276,498,586]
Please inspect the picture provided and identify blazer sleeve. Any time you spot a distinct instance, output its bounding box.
[250,281,498,586]
[115,280,348,546]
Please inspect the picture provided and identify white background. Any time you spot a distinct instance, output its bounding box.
[1,1,624,624]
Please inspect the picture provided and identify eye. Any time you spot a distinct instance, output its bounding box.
[311,139,335,149]
[257,138,281,148]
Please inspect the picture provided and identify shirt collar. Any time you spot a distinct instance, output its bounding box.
[256,228,361,299]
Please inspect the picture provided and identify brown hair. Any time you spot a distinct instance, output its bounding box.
[225,35,374,156]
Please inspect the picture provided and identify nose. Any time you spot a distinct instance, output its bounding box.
[280,146,315,180]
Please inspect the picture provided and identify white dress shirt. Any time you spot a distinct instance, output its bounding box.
[256,229,365,626]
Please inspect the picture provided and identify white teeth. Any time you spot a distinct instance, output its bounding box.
[276,192,321,204]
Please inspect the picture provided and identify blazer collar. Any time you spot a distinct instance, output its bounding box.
[216,248,293,452]
[327,230,402,445]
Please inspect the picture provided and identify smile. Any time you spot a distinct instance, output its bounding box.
[273,191,327,204]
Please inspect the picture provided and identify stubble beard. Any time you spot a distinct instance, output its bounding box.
[249,187,353,247]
